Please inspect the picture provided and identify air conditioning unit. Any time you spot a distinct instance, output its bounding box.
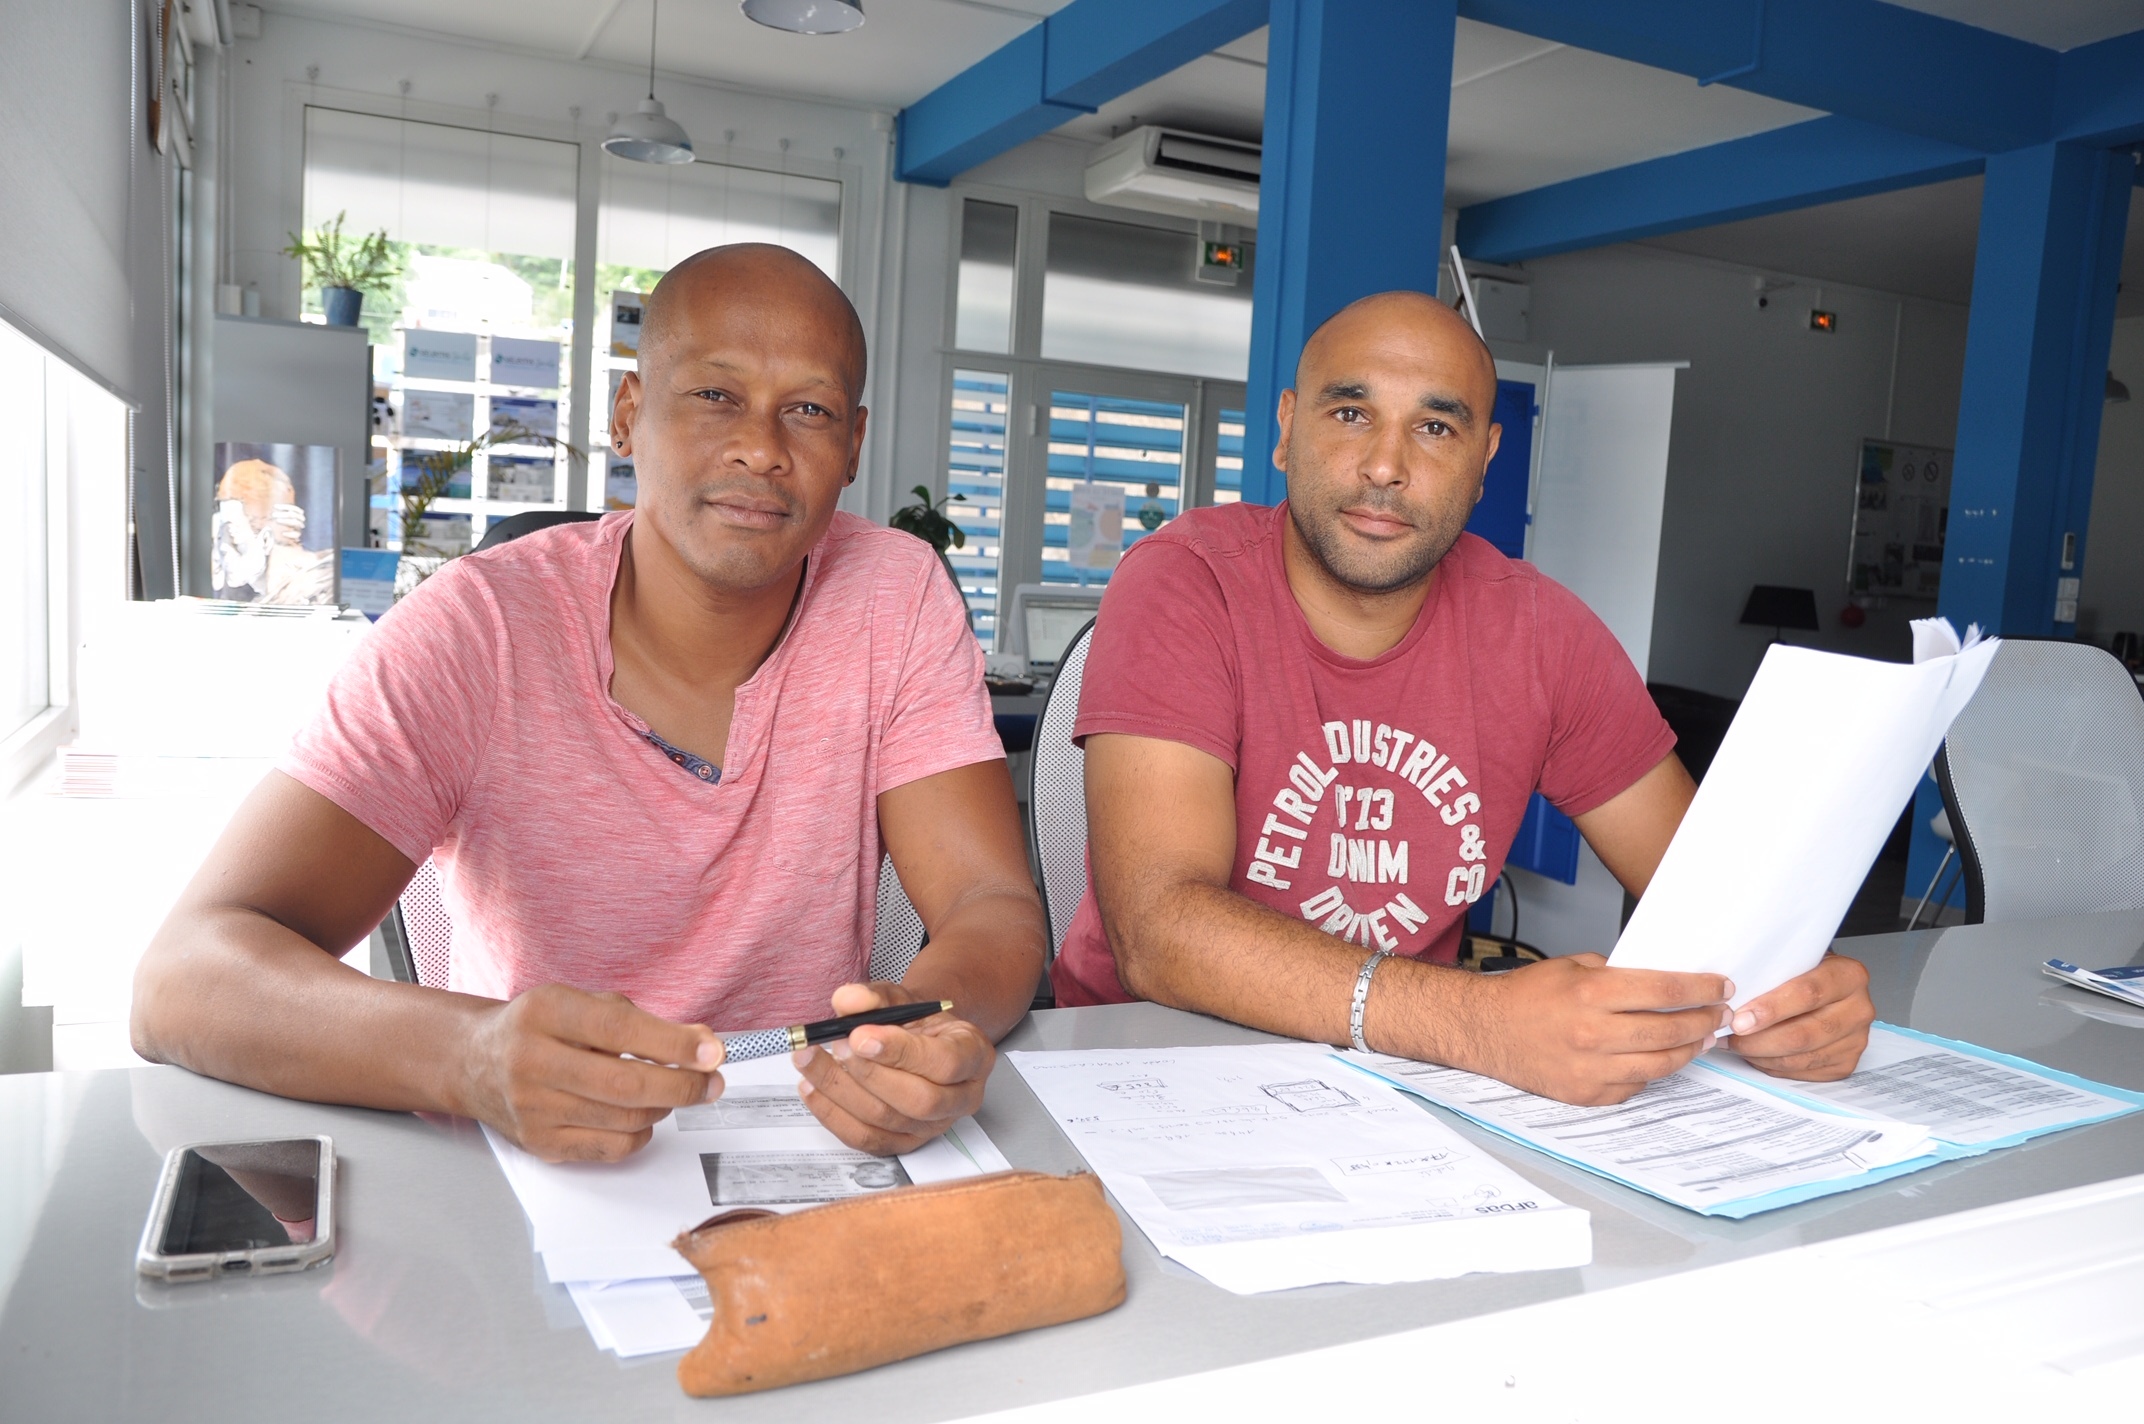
[1084,126,1260,224]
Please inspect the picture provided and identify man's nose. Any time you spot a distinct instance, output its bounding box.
[724,404,789,475]
[1359,419,1409,487]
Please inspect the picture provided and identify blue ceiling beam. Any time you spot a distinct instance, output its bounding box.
[2053,28,2144,149]
[1458,115,1984,265]
[897,0,1268,186]
[1456,0,2056,154]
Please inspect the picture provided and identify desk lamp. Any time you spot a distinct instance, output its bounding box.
[1740,585,1821,644]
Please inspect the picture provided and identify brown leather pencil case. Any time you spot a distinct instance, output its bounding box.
[671,1168,1126,1397]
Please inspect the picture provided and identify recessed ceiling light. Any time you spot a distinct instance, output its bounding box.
[742,0,866,36]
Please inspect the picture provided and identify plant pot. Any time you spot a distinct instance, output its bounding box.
[322,286,364,326]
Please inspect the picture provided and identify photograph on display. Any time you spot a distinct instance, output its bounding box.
[610,291,644,358]
[401,389,475,441]
[211,443,339,605]
[491,336,561,390]
[486,456,557,504]
[605,459,637,510]
[489,395,558,442]
[402,328,478,382]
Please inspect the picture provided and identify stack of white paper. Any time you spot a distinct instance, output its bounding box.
[1010,1043,1591,1294]
[1609,619,1999,1006]
[486,1057,1012,1356]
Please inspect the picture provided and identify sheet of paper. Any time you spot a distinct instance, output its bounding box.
[1010,1044,1590,1294]
[566,1276,710,1358]
[1608,625,1999,1008]
[487,1056,1010,1284]
[1701,1023,2144,1149]
[1341,1052,1934,1217]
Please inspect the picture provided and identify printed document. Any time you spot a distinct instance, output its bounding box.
[486,1056,1009,1286]
[1608,619,1998,1008]
[1010,1044,1590,1294]
[1700,1023,2144,1150]
[1345,1023,2142,1218]
[1342,1053,1932,1216]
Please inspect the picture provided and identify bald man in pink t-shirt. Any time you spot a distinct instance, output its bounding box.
[133,246,1047,1163]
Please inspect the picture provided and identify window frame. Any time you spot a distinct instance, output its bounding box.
[937,186,1250,647]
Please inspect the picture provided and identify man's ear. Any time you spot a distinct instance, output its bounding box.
[611,371,642,456]
[1272,389,1297,473]
[846,404,869,486]
[1474,420,1503,506]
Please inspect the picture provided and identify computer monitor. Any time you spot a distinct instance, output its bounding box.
[1005,583,1104,674]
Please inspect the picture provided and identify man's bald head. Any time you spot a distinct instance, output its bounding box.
[639,243,867,399]
[1272,287,1504,596]
[1296,290,1496,407]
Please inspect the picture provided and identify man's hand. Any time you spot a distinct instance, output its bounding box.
[794,982,994,1155]
[1466,955,1731,1106]
[459,984,726,1164]
[1725,954,1874,1081]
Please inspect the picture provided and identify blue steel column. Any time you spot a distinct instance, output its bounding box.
[1241,0,1457,506]
[1905,140,2134,918]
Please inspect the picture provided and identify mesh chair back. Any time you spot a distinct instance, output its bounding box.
[1028,619,1097,957]
[868,854,927,982]
[394,858,456,988]
[1937,639,2144,924]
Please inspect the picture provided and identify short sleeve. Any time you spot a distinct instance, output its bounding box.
[1532,575,1678,817]
[1073,537,1241,770]
[874,559,1004,795]
[276,560,501,865]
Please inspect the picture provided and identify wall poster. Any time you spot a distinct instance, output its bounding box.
[1848,438,1951,601]
[211,442,339,605]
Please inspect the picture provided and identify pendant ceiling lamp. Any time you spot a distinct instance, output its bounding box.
[742,0,866,35]
[605,0,694,165]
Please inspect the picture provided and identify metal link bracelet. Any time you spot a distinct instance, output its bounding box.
[1349,949,1391,1053]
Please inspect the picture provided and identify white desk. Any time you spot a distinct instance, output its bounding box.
[2,910,2140,1420]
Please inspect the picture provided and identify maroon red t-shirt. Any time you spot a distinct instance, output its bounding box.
[1051,501,1677,1006]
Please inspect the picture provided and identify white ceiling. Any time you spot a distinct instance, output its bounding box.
[1643,177,2144,318]
[1884,0,2144,51]
[266,1,2144,307]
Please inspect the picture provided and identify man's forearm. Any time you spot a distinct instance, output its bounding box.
[898,886,1045,1041]
[132,908,492,1115]
[1105,877,1491,1068]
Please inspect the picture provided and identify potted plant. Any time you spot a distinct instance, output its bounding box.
[282,211,400,327]
[890,484,973,627]
[393,419,579,595]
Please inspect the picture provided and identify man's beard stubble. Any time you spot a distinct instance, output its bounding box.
[1287,481,1471,596]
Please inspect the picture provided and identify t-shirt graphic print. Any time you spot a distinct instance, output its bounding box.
[1247,717,1492,955]
[1051,501,1675,1008]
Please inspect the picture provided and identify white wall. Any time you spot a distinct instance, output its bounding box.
[1512,244,1969,699]
[2079,317,2144,645]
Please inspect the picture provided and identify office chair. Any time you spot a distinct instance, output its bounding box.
[472,508,602,553]
[379,854,930,988]
[1935,639,2144,924]
[1027,618,1097,958]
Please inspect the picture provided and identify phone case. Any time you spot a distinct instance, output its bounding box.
[136,1135,336,1282]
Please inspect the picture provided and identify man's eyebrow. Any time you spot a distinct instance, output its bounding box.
[1420,393,1475,425]
[1317,380,1369,402]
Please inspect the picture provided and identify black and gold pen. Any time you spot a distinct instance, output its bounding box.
[715,1001,954,1063]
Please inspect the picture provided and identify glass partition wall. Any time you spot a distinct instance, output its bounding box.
[944,195,1249,650]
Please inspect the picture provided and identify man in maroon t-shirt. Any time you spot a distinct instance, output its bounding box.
[1059,291,1874,1106]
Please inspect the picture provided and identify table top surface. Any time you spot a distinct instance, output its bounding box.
[4,910,2141,1423]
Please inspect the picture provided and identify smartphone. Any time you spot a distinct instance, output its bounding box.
[136,1136,336,1282]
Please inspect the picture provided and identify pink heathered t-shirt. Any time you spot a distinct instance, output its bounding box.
[1052,501,1676,1007]
[280,510,1004,1026]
